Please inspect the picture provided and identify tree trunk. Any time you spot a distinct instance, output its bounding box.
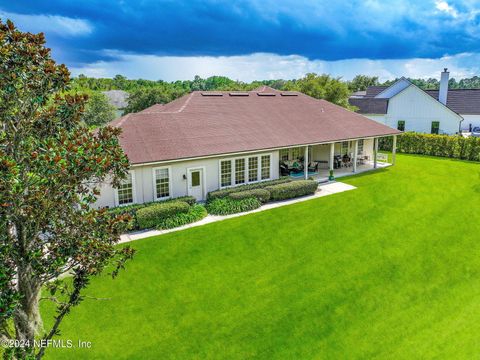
[12,219,44,358]
[13,265,43,357]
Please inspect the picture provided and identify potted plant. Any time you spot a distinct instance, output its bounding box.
[328,169,335,181]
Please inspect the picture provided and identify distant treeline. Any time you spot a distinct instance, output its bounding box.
[73,73,480,94]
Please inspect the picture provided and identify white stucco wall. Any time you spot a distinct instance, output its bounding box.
[365,85,462,135]
[94,150,280,208]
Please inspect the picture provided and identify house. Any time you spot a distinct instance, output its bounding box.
[95,87,400,207]
[348,69,480,134]
[102,90,129,118]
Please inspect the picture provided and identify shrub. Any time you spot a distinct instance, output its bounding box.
[229,188,271,203]
[265,180,318,201]
[378,132,480,162]
[106,196,196,230]
[207,177,291,202]
[136,201,190,230]
[206,197,261,215]
[156,204,207,230]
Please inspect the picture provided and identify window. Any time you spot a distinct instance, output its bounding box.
[220,160,232,187]
[357,139,364,155]
[397,120,405,131]
[154,168,170,199]
[431,121,440,134]
[235,158,245,184]
[291,147,301,160]
[261,155,270,180]
[342,141,349,154]
[279,149,289,162]
[191,171,200,186]
[117,171,134,205]
[248,157,258,182]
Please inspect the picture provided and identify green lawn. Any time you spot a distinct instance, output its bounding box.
[43,154,480,359]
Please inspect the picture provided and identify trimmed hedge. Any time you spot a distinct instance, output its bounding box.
[205,197,261,215]
[156,204,207,230]
[136,201,190,230]
[379,132,480,161]
[265,180,318,201]
[207,178,291,202]
[106,196,196,230]
[229,188,271,203]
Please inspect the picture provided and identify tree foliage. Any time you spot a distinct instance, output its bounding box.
[123,86,187,114]
[284,73,353,108]
[348,75,379,92]
[82,91,116,127]
[0,20,134,359]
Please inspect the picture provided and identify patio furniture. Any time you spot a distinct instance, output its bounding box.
[317,160,329,169]
[357,155,369,165]
[308,161,319,173]
[342,154,352,167]
[280,163,290,176]
[282,159,304,174]
[334,155,342,169]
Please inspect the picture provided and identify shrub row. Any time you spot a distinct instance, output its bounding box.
[265,180,318,201]
[379,132,480,161]
[229,188,271,203]
[136,201,191,229]
[206,178,291,202]
[107,195,196,230]
[155,204,207,230]
[205,197,262,215]
[206,179,318,215]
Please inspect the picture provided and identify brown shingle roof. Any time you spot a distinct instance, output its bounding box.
[111,89,400,165]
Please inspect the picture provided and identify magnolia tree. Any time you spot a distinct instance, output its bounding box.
[0,21,134,359]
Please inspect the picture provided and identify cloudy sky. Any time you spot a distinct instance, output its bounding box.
[2,0,480,81]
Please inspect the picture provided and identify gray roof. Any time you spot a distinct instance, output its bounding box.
[350,85,480,115]
[365,86,388,98]
[425,89,480,115]
[349,98,388,114]
[102,90,128,109]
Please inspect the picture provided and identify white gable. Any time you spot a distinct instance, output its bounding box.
[375,78,411,99]
[384,85,462,134]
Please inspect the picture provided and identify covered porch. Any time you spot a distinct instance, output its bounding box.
[279,136,397,182]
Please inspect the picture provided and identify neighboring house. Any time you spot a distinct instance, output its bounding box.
[95,87,400,207]
[349,69,476,134]
[103,90,129,118]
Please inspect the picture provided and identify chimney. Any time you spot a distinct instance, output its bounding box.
[439,68,449,105]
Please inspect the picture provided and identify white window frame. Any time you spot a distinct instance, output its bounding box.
[114,170,137,206]
[152,166,172,201]
[357,139,364,155]
[220,159,233,187]
[218,153,272,189]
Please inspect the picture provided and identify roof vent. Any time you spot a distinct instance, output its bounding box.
[280,92,298,96]
[229,92,249,96]
[257,92,276,96]
[201,92,223,96]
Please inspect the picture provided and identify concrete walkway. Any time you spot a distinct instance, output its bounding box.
[119,181,356,244]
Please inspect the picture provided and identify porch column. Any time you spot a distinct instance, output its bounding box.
[392,135,397,165]
[353,140,358,173]
[329,143,335,171]
[373,138,378,169]
[304,145,309,179]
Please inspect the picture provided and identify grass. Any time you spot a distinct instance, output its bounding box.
[43,154,480,359]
